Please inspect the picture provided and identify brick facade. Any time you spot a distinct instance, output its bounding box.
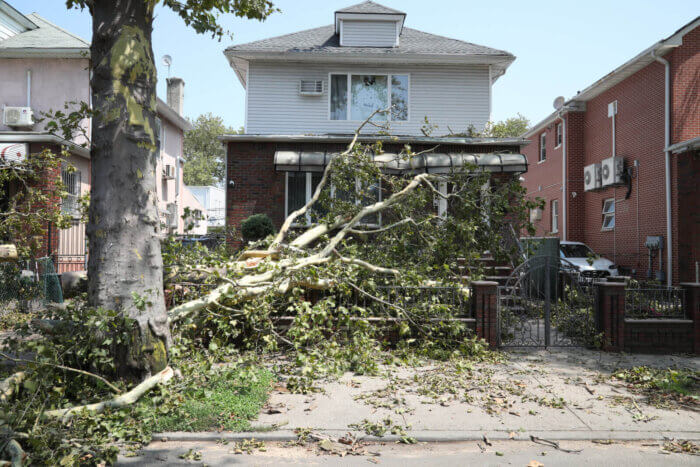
[226,140,521,248]
[522,24,699,284]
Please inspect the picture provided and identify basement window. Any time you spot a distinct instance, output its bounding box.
[602,198,615,230]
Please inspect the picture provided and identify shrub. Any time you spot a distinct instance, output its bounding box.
[240,214,274,242]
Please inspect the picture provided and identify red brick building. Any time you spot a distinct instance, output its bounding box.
[521,18,699,285]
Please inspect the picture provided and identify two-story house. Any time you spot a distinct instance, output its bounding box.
[521,17,699,285]
[0,0,202,272]
[222,1,528,245]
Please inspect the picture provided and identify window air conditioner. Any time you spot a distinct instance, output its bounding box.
[584,163,602,191]
[299,80,323,96]
[163,164,175,179]
[601,156,624,186]
[3,106,34,127]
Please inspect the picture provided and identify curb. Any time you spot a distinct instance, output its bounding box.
[154,429,700,443]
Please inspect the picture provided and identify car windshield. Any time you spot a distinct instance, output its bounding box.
[560,244,594,258]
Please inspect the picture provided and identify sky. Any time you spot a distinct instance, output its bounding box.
[16,0,698,129]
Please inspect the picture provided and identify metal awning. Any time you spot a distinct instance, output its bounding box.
[274,151,528,174]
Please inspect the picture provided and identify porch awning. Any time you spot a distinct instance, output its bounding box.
[274,151,528,174]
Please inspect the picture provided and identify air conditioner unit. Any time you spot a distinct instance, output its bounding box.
[299,80,323,96]
[163,164,175,179]
[3,106,34,127]
[166,203,178,228]
[583,163,602,191]
[601,156,624,186]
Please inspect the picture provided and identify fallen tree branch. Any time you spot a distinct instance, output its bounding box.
[0,438,26,467]
[0,352,120,395]
[44,367,174,420]
[0,372,26,403]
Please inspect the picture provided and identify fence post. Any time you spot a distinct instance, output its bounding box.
[472,280,499,348]
[594,281,626,351]
[680,282,700,354]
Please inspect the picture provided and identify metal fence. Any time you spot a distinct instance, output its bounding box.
[0,257,63,307]
[624,286,685,320]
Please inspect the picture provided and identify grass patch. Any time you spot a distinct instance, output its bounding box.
[148,366,273,432]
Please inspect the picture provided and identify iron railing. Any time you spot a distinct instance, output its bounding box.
[624,286,685,320]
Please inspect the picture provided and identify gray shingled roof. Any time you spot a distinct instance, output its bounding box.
[226,25,511,57]
[0,13,89,52]
[336,1,405,15]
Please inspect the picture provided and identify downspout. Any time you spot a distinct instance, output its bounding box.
[652,49,672,286]
[557,113,567,241]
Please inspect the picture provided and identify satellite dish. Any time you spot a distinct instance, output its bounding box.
[162,55,172,77]
[553,96,565,110]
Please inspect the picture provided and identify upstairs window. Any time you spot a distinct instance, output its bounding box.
[602,198,615,230]
[555,122,562,147]
[330,73,409,122]
[539,133,546,161]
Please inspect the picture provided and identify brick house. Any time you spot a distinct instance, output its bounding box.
[0,1,202,272]
[521,17,699,285]
[223,1,528,246]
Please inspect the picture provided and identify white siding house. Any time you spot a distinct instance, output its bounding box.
[245,62,491,136]
[340,20,398,47]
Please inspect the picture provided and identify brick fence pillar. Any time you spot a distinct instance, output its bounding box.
[594,281,626,351]
[680,282,700,354]
[472,280,499,348]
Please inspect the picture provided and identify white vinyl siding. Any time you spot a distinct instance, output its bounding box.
[246,62,491,136]
[340,20,398,47]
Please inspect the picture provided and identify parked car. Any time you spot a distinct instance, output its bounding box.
[559,241,619,279]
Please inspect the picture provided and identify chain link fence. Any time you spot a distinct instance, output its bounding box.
[0,257,63,311]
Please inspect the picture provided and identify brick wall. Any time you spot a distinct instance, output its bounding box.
[520,24,699,284]
[28,142,62,259]
[226,140,523,248]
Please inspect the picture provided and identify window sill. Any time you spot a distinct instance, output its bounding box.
[601,227,614,232]
[554,144,561,150]
[537,159,547,164]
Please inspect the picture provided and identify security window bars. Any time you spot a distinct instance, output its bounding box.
[61,166,81,218]
[330,73,409,122]
[602,198,615,230]
[539,133,546,161]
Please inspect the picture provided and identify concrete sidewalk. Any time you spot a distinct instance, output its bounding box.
[240,348,700,441]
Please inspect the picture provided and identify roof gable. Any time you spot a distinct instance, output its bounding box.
[0,12,89,57]
[336,1,405,15]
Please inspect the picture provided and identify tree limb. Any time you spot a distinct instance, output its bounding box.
[0,352,120,394]
[44,367,174,420]
[0,438,25,467]
[0,372,26,403]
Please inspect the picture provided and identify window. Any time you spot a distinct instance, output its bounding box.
[539,133,546,161]
[285,172,323,224]
[330,73,409,122]
[551,199,559,233]
[555,122,562,147]
[602,198,615,230]
[285,172,381,226]
[61,166,81,218]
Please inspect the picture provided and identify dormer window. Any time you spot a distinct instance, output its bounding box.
[330,73,409,122]
[335,1,406,48]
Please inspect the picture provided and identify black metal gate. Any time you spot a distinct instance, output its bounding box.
[498,256,596,348]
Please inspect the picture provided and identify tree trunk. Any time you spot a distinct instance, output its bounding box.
[88,0,170,380]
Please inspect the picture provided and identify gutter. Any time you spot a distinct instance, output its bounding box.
[651,49,673,286]
[0,132,90,158]
[219,134,527,146]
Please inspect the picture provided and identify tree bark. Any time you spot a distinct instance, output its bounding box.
[88,0,170,379]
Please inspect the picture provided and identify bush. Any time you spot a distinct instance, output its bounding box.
[240,214,274,242]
